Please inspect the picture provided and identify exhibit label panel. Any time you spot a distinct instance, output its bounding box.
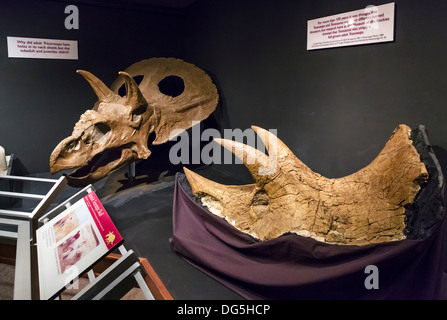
[7,36,78,60]
[37,191,122,299]
[307,2,395,50]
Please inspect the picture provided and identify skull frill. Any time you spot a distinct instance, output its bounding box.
[50,58,219,187]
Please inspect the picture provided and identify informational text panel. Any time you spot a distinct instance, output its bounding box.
[7,36,78,60]
[307,3,395,50]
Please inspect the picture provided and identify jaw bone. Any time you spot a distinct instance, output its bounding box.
[184,124,429,245]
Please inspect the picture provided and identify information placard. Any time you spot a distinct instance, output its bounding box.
[37,191,123,300]
[307,3,395,50]
[7,36,78,60]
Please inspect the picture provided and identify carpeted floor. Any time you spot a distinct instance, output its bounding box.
[0,164,245,300]
[0,263,14,300]
[0,262,146,300]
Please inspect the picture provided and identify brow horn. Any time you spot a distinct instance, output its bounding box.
[118,71,147,108]
[77,70,119,103]
[213,138,272,183]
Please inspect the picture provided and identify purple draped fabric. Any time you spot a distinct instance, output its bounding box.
[171,174,447,300]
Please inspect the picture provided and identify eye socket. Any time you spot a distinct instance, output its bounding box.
[91,122,111,143]
[251,190,270,219]
[132,105,147,123]
[158,75,185,97]
[252,190,269,206]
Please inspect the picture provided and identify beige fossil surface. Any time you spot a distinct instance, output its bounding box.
[184,124,428,245]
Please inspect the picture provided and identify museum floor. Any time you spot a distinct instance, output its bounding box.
[0,164,245,300]
[94,165,244,300]
[0,262,146,300]
[1,161,447,300]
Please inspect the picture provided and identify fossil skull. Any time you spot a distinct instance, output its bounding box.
[184,124,429,245]
[50,58,219,187]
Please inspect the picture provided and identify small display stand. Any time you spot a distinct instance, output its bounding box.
[0,174,155,300]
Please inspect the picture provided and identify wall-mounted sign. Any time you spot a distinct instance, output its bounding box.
[7,36,78,60]
[307,2,395,50]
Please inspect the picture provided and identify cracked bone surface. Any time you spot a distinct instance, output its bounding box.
[49,58,218,187]
[0,146,6,175]
[184,124,429,245]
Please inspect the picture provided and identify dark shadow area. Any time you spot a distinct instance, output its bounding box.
[116,75,225,191]
[433,145,447,180]
[116,112,222,191]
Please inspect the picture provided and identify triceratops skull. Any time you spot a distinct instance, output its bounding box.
[184,124,429,245]
[50,58,219,187]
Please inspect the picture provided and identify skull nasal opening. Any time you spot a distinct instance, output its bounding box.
[158,75,185,97]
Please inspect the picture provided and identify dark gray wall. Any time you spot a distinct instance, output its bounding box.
[183,0,447,179]
[2,0,447,179]
[0,0,185,173]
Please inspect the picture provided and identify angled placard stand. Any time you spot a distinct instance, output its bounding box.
[37,185,155,300]
[0,174,155,300]
[36,189,124,299]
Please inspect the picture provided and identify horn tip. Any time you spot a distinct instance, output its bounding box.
[182,167,205,193]
[251,125,266,133]
[183,167,200,181]
[118,71,131,77]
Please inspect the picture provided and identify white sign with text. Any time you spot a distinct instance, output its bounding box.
[7,36,78,60]
[307,3,395,50]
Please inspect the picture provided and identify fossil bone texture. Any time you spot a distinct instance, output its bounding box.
[50,58,219,187]
[0,146,6,175]
[184,124,429,245]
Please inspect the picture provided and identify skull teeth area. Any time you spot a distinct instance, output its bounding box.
[69,142,137,178]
